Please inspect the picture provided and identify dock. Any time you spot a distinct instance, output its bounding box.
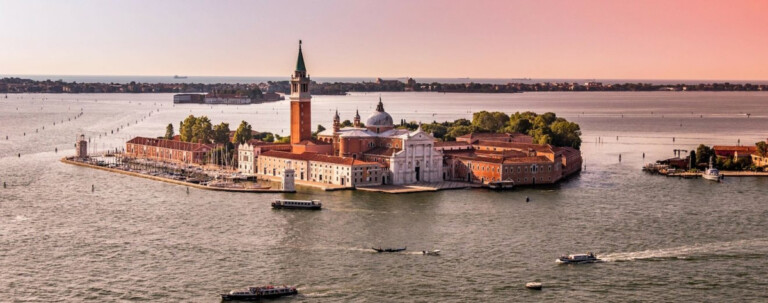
[61,157,294,193]
[643,164,768,178]
[257,174,352,191]
[356,182,470,194]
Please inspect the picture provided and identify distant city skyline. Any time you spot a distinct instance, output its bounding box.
[1,0,767,80]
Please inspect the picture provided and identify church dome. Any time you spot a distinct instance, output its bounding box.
[366,98,394,127]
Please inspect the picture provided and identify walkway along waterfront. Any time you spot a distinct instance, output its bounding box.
[60,157,292,193]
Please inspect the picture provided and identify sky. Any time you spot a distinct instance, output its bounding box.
[1,0,767,80]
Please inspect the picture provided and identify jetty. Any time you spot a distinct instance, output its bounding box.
[61,157,293,193]
[642,163,768,178]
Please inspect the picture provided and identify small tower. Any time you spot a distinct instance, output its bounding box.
[282,160,296,192]
[353,109,361,128]
[333,109,341,132]
[75,134,88,159]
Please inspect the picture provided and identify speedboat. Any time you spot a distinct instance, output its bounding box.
[556,252,602,264]
[220,285,297,301]
[422,250,441,256]
[372,247,406,253]
[702,156,720,182]
[272,199,322,210]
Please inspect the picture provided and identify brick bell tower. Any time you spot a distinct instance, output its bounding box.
[290,40,312,145]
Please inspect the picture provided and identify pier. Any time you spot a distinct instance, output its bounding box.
[61,157,293,193]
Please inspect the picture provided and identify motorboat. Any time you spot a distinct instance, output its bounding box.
[372,247,406,253]
[702,156,720,182]
[220,285,297,301]
[272,199,322,210]
[556,252,602,264]
[422,250,441,256]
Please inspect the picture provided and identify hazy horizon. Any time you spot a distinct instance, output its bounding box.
[5,74,768,85]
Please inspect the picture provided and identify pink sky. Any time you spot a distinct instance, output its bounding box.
[0,0,766,80]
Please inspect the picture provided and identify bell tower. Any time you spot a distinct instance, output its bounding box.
[290,40,312,145]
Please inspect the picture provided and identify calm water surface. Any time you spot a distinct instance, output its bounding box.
[1,92,768,302]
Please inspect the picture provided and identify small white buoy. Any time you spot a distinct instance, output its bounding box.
[525,282,542,290]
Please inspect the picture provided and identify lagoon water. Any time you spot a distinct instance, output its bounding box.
[1,91,768,302]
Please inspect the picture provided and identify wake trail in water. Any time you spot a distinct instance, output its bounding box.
[600,238,768,262]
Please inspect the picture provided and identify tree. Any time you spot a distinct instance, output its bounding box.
[422,123,448,140]
[276,135,291,143]
[447,125,473,139]
[316,124,326,133]
[212,122,230,144]
[472,111,508,132]
[179,115,197,142]
[695,144,714,165]
[756,141,767,157]
[528,128,552,145]
[453,118,471,126]
[164,123,174,139]
[689,150,696,170]
[340,120,353,128]
[540,112,557,125]
[508,118,533,134]
[232,121,253,145]
[550,120,582,149]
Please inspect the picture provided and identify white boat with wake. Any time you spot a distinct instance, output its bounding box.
[556,252,602,264]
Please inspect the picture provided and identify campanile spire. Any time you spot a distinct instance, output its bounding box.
[290,40,312,145]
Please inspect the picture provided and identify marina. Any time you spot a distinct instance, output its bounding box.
[60,156,289,193]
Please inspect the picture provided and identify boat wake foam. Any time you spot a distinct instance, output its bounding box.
[600,238,768,262]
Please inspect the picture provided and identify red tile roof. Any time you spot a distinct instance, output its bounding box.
[127,137,213,152]
[261,151,381,166]
[434,141,472,147]
[364,147,400,156]
[474,140,555,153]
[712,146,757,152]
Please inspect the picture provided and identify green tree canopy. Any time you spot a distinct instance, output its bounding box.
[756,141,767,157]
[232,121,253,145]
[212,122,230,144]
[180,115,213,143]
[422,123,448,139]
[447,125,474,139]
[549,120,582,149]
[164,123,174,140]
[696,144,714,165]
[472,111,508,132]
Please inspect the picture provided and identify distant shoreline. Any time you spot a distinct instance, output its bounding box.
[2,76,767,95]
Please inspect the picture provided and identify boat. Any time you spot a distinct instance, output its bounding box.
[173,75,188,79]
[272,199,322,210]
[372,247,406,253]
[702,156,720,182]
[556,252,602,264]
[422,250,441,256]
[525,282,543,290]
[220,285,297,301]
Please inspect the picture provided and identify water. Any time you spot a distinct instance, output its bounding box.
[1,92,768,302]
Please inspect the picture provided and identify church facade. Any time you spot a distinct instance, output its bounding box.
[317,98,444,185]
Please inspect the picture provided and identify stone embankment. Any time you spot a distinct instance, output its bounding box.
[61,157,293,193]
